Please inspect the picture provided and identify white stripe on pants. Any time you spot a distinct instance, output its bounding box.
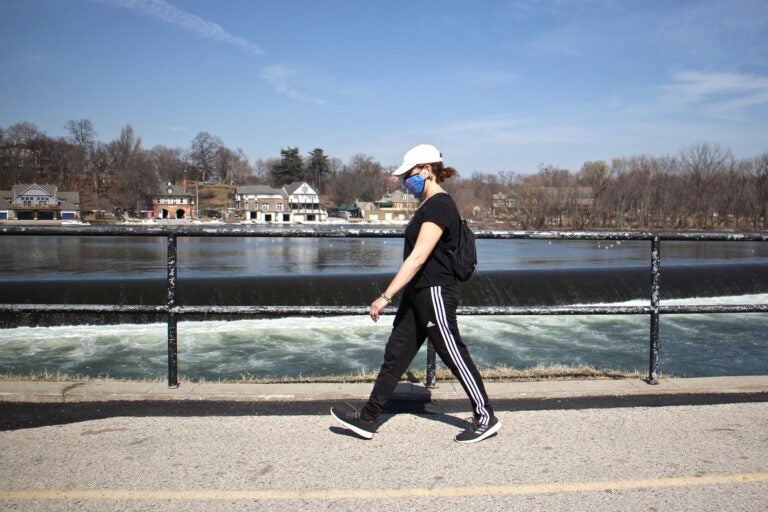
[430,285,491,425]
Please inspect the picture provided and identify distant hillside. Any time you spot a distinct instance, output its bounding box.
[197,183,234,217]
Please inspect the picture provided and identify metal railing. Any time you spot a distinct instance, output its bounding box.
[2,225,767,388]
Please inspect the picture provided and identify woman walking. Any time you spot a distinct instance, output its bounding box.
[331,144,501,444]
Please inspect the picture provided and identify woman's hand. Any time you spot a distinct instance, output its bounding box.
[370,296,390,322]
[369,222,444,323]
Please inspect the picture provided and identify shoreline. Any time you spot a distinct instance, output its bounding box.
[1,365,646,385]
[4,218,768,232]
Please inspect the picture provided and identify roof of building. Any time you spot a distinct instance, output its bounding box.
[376,190,418,207]
[57,191,80,210]
[387,189,418,202]
[12,184,57,196]
[284,181,317,195]
[155,183,193,197]
[0,184,80,210]
[235,185,286,196]
[355,201,376,211]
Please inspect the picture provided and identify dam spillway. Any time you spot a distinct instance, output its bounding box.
[3,263,767,326]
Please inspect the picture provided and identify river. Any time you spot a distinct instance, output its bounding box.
[1,235,766,380]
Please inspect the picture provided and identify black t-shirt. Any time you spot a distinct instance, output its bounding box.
[403,192,461,288]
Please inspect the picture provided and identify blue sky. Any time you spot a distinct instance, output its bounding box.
[1,0,767,174]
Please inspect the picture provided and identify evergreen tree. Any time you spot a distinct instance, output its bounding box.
[306,147,330,192]
[271,147,304,186]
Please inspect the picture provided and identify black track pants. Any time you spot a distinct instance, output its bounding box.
[361,284,494,425]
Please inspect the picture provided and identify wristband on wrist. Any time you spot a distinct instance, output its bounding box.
[379,293,392,304]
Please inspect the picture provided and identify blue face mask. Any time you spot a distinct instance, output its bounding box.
[404,173,426,198]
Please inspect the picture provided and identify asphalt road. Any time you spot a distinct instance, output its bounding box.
[1,397,766,511]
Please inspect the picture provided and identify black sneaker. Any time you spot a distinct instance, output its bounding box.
[455,415,501,444]
[330,406,376,440]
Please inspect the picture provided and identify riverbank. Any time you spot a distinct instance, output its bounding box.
[0,364,645,385]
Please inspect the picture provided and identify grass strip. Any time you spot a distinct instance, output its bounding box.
[0,364,649,384]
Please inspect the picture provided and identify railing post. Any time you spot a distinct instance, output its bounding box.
[426,342,437,388]
[167,233,179,388]
[648,236,661,384]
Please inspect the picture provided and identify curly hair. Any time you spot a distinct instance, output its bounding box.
[425,161,458,183]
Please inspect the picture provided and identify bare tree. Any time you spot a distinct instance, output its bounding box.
[86,142,113,205]
[252,158,269,182]
[64,120,97,193]
[579,161,612,227]
[253,158,279,185]
[348,153,387,202]
[32,136,82,187]
[329,157,344,175]
[511,173,546,228]
[188,132,223,183]
[324,154,386,205]
[327,164,356,206]
[108,125,158,212]
[65,119,96,152]
[216,147,252,185]
[4,121,43,144]
[149,145,187,185]
[679,143,734,228]
[747,153,768,228]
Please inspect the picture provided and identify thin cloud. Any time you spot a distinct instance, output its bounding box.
[661,70,768,118]
[99,0,264,56]
[101,1,339,107]
[665,71,768,100]
[259,66,327,106]
[656,1,768,67]
[437,113,596,146]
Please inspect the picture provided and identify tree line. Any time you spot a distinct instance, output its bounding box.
[455,144,768,230]
[0,120,394,214]
[1,120,766,229]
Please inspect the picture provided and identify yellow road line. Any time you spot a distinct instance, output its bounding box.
[1,473,767,501]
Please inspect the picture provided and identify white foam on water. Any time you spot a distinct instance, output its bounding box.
[580,293,768,307]
[0,294,765,379]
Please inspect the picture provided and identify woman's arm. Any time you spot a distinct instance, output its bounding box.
[370,221,444,322]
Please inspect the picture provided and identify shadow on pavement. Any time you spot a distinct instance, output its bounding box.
[1,393,766,431]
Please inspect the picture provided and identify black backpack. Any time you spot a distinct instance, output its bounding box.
[448,219,477,282]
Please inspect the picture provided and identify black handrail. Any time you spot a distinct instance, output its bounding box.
[2,225,767,387]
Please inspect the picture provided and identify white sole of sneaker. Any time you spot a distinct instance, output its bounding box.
[455,420,502,444]
[330,408,374,440]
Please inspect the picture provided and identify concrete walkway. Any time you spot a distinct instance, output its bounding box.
[1,376,767,511]
[1,375,767,403]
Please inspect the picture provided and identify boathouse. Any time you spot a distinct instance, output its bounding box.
[234,182,327,223]
[151,181,196,220]
[0,183,80,221]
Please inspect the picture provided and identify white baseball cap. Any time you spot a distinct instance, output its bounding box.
[392,144,443,176]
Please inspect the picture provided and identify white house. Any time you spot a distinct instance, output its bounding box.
[284,182,327,223]
[234,185,291,223]
[234,182,327,223]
